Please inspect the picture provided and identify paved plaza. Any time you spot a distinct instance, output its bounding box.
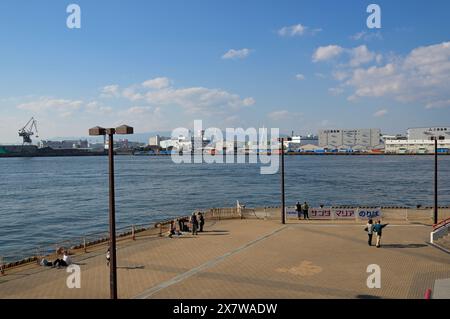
[0,218,449,299]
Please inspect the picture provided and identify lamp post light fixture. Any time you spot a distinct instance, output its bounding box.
[88,124,134,299]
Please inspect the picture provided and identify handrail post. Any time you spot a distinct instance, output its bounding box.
[0,256,4,276]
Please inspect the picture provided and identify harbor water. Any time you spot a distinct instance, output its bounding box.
[0,155,449,260]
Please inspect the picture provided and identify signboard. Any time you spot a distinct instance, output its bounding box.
[286,209,299,218]
[333,208,357,219]
[357,208,382,220]
[310,207,333,219]
[285,207,383,220]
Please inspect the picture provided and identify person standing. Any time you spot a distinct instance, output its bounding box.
[190,212,199,236]
[302,201,310,220]
[373,221,389,248]
[365,219,374,246]
[296,202,302,220]
[168,220,176,238]
[198,212,205,232]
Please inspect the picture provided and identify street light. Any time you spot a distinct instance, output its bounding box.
[432,137,438,224]
[280,138,286,224]
[89,124,134,299]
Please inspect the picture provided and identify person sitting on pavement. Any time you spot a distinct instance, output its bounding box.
[52,250,72,268]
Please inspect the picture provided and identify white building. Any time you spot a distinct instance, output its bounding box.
[385,139,450,154]
[407,127,450,140]
[319,129,383,151]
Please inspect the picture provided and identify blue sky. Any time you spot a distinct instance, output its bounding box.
[1,0,450,142]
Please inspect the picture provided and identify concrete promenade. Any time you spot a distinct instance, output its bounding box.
[0,218,449,299]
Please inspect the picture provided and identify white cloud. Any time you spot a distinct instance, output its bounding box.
[268,110,291,120]
[222,48,252,60]
[278,24,321,37]
[315,73,327,79]
[242,97,256,106]
[425,99,450,109]
[100,85,120,97]
[145,86,254,114]
[349,45,377,67]
[343,42,450,106]
[312,45,344,62]
[86,101,113,114]
[316,42,450,108]
[332,71,350,81]
[328,87,344,96]
[295,74,305,80]
[350,31,383,41]
[268,110,302,121]
[373,109,388,117]
[278,24,306,37]
[142,77,171,90]
[123,106,152,115]
[122,87,144,101]
[17,97,83,116]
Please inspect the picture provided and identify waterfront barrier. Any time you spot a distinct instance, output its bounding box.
[1,204,449,274]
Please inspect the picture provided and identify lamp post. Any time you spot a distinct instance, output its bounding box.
[89,125,134,299]
[280,138,286,224]
[433,137,438,224]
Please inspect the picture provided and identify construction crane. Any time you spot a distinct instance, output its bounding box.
[18,117,39,145]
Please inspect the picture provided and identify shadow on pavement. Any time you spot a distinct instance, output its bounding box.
[356,294,382,299]
[382,243,428,249]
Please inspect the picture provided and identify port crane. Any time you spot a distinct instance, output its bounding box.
[18,117,39,145]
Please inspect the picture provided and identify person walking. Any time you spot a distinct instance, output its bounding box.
[198,212,205,232]
[373,220,389,248]
[296,202,302,220]
[302,201,310,220]
[365,219,374,246]
[190,212,199,236]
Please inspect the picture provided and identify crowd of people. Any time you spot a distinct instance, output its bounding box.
[168,211,205,238]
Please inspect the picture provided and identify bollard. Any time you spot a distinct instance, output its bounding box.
[424,288,432,299]
[132,225,136,240]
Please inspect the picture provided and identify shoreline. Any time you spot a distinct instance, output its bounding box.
[1,152,449,158]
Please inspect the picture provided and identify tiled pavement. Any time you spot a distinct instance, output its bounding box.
[0,219,449,299]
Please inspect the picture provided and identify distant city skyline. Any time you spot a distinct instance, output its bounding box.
[1,0,450,143]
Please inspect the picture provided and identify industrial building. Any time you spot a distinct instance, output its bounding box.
[39,140,89,149]
[407,127,450,140]
[319,129,383,152]
[385,139,450,154]
[385,126,450,154]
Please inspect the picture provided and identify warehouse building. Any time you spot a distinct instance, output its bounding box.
[319,129,383,152]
